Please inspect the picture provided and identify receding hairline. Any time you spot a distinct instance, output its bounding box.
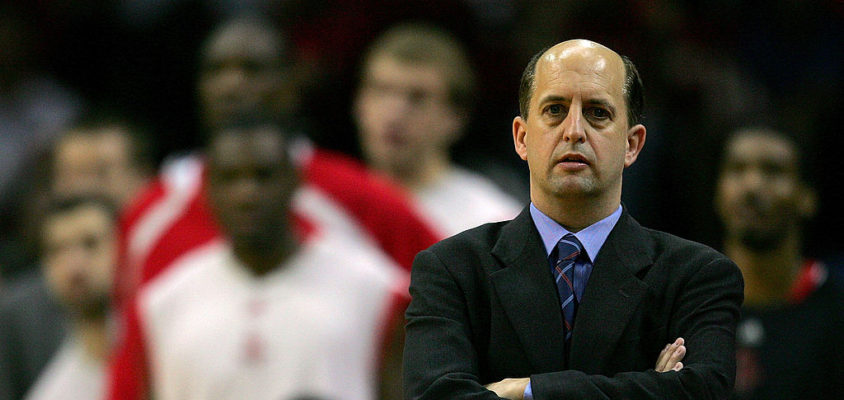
[537,41,625,91]
[519,40,641,125]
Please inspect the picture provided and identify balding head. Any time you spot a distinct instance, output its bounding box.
[519,40,643,127]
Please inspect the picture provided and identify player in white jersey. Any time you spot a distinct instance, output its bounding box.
[109,118,407,400]
[354,23,523,238]
[413,167,522,237]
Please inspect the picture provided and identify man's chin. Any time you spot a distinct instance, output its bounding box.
[231,232,277,251]
[66,294,111,321]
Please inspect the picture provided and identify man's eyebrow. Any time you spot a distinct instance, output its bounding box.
[538,95,570,105]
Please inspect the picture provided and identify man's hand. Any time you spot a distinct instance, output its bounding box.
[655,337,686,372]
[485,377,530,400]
[483,338,684,399]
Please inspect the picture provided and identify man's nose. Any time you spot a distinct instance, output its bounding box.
[382,89,415,118]
[231,178,261,202]
[562,103,586,143]
[215,67,249,96]
[741,168,766,191]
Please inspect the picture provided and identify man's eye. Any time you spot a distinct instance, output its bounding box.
[587,108,610,119]
[547,104,564,115]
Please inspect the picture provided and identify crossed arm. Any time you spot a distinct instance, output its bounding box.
[484,338,687,399]
[404,248,743,400]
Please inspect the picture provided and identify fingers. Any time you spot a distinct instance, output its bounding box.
[655,337,686,372]
[484,378,530,399]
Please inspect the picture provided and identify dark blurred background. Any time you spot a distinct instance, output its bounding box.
[2,0,843,279]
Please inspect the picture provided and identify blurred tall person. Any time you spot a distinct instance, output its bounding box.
[355,23,521,237]
[715,128,844,400]
[0,115,152,400]
[110,120,407,400]
[23,197,118,400]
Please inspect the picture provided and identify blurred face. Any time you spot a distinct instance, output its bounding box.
[513,40,645,211]
[716,132,814,251]
[198,20,296,129]
[206,128,298,253]
[42,204,116,318]
[53,128,145,208]
[355,54,463,176]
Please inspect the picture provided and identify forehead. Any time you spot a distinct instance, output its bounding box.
[202,22,281,65]
[365,55,447,87]
[56,130,130,162]
[533,42,625,103]
[725,133,797,165]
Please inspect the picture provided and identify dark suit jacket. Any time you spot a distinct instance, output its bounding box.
[404,207,744,399]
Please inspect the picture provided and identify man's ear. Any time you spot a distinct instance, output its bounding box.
[624,123,646,167]
[513,116,528,161]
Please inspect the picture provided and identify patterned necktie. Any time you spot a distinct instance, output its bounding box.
[553,234,583,341]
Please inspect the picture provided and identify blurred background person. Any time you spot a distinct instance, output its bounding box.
[715,128,843,400]
[5,1,841,265]
[21,196,118,400]
[109,119,407,400]
[49,114,154,211]
[0,114,153,400]
[354,23,521,237]
[112,15,440,311]
[0,1,840,397]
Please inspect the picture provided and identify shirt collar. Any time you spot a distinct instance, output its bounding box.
[529,203,622,262]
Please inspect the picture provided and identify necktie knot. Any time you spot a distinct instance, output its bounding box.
[556,234,583,264]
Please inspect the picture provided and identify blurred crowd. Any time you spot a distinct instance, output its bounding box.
[0,1,842,399]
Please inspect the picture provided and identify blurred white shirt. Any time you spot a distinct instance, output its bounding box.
[414,167,522,238]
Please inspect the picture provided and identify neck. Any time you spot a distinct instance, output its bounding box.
[533,189,620,232]
[383,151,450,192]
[72,316,110,362]
[724,232,802,308]
[234,231,298,276]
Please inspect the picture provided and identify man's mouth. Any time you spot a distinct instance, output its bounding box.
[558,153,590,166]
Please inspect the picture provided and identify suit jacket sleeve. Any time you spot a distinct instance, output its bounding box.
[530,255,744,399]
[404,249,504,400]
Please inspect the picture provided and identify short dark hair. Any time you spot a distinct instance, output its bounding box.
[722,127,814,186]
[39,194,117,249]
[518,47,645,127]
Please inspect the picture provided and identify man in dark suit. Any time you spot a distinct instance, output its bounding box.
[403,39,744,399]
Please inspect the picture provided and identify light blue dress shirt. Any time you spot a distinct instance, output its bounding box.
[523,203,622,400]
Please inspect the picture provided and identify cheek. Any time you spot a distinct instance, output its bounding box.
[207,186,233,218]
[198,78,220,101]
[358,99,386,131]
[43,262,63,289]
[596,138,627,167]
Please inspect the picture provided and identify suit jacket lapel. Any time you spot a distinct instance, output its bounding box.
[490,207,567,372]
[569,210,653,373]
